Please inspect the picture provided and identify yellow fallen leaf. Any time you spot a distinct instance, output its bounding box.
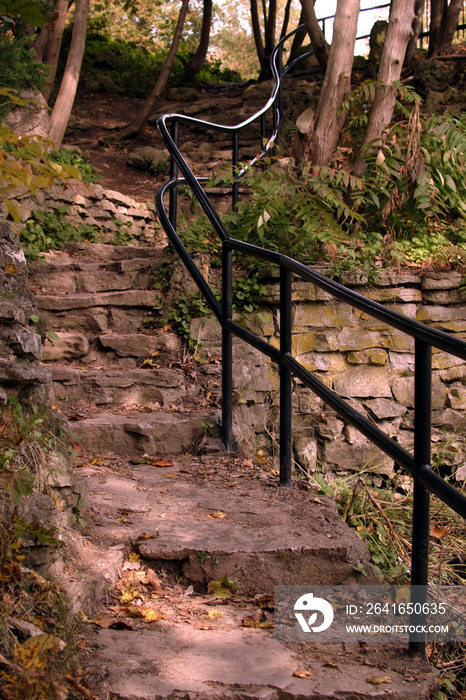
[293,669,313,679]
[366,675,392,685]
[137,533,158,540]
[208,510,227,519]
[323,662,339,669]
[14,633,66,672]
[140,608,163,623]
[206,609,223,620]
[4,264,18,274]
[119,587,140,603]
[431,524,450,539]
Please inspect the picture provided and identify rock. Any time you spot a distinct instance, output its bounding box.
[126,147,170,172]
[364,398,407,420]
[333,366,391,398]
[392,376,446,410]
[414,56,456,93]
[4,91,50,138]
[98,332,180,357]
[42,333,90,361]
[36,289,161,311]
[367,20,388,74]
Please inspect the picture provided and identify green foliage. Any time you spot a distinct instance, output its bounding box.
[49,147,102,184]
[20,207,102,260]
[77,33,180,96]
[0,34,47,119]
[232,272,267,313]
[161,293,211,350]
[195,57,242,85]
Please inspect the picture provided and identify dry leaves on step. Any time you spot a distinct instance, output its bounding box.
[208,510,227,519]
[205,609,223,621]
[366,675,392,685]
[293,669,314,679]
[13,633,66,673]
[242,610,274,629]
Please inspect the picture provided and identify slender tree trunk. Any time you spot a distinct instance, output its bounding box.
[49,0,89,148]
[300,0,329,68]
[287,9,307,64]
[42,0,70,103]
[264,0,277,63]
[183,0,212,82]
[33,27,49,62]
[280,0,294,40]
[404,0,424,66]
[354,0,414,176]
[296,0,359,166]
[429,0,463,57]
[250,0,266,73]
[120,0,190,138]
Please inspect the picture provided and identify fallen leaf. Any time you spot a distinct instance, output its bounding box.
[137,532,158,540]
[323,662,339,669]
[119,587,140,603]
[4,264,19,274]
[94,617,133,630]
[430,524,450,539]
[163,473,178,479]
[206,609,223,621]
[208,510,227,519]
[242,610,274,628]
[293,669,314,679]
[366,675,392,685]
[207,575,237,598]
[151,459,174,467]
[145,568,163,594]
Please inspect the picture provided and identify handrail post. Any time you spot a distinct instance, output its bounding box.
[261,113,267,172]
[409,339,431,657]
[169,119,179,230]
[232,132,239,209]
[222,243,233,448]
[278,43,283,120]
[280,266,292,486]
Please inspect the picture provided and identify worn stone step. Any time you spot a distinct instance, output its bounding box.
[81,455,377,594]
[80,453,437,699]
[68,410,215,454]
[88,625,437,700]
[36,289,160,333]
[41,331,181,362]
[50,366,194,407]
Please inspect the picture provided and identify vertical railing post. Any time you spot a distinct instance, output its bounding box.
[409,339,432,657]
[277,43,283,120]
[222,242,233,449]
[169,119,179,230]
[280,266,292,487]
[232,131,239,210]
[261,113,267,172]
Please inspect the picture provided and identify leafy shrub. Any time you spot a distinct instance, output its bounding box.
[49,148,102,184]
[20,207,102,260]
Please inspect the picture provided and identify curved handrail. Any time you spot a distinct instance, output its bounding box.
[156,19,466,656]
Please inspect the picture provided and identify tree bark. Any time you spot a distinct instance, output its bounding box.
[250,0,266,73]
[429,0,463,57]
[300,0,329,68]
[183,0,212,82]
[296,0,358,166]
[354,0,414,176]
[49,0,89,148]
[404,0,424,67]
[42,0,70,103]
[280,0,294,40]
[33,27,49,63]
[287,9,307,65]
[120,0,190,138]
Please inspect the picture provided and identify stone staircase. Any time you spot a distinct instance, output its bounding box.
[29,241,217,456]
[27,238,440,699]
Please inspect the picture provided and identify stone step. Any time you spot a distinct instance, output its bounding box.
[50,366,195,408]
[81,453,438,699]
[81,455,378,594]
[68,410,216,454]
[36,289,160,333]
[42,331,181,363]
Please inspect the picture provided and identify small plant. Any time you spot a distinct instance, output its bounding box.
[49,147,102,184]
[20,207,102,260]
[161,293,211,351]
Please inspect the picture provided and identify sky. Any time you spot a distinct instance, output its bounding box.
[314,0,390,54]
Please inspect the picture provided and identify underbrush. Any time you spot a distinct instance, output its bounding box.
[0,398,91,698]
[307,468,466,699]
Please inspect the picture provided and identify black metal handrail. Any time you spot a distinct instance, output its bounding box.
[156,25,466,656]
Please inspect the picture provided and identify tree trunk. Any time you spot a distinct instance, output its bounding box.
[287,10,307,65]
[429,0,463,57]
[300,0,329,68]
[33,27,49,63]
[296,0,358,166]
[42,0,70,103]
[264,0,277,65]
[280,0,294,40]
[183,0,212,82]
[404,0,424,67]
[250,0,266,74]
[120,0,190,138]
[354,0,414,177]
[48,0,89,148]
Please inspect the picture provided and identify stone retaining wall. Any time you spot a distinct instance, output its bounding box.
[0,221,83,576]
[193,268,466,484]
[9,183,160,246]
